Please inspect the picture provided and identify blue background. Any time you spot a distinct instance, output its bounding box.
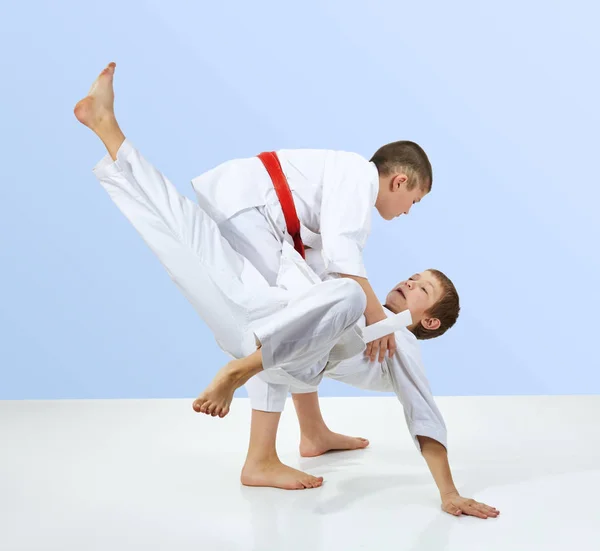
[1,0,598,399]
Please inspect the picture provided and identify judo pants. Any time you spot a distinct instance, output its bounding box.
[219,208,326,411]
[92,140,366,394]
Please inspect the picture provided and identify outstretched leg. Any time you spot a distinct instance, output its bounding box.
[75,62,287,355]
[75,64,366,419]
[292,391,369,457]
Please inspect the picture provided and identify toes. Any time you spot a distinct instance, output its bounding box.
[192,399,203,413]
[216,403,230,418]
[300,478,313,489]
[307,476,323,488]
[193,397,231,418]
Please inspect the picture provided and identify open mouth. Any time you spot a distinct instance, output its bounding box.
[396,288,405,298]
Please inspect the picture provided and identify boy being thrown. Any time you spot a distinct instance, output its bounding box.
[76,62,431,413]
[75,62,400,420]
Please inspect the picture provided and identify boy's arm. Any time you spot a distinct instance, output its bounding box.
[417,436,500,519]
[338,273,396,362]
[417,436,457,496]
[383,338,500,519]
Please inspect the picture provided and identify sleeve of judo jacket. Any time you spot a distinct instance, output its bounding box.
[386,343,448,453]
[319,152,377,279]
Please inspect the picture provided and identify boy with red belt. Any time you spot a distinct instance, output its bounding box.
[192,118,432,366]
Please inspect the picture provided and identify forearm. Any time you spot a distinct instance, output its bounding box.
[338,273,384,318]
[417,436,459,497]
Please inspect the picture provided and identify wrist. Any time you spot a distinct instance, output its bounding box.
[440,488,459,499]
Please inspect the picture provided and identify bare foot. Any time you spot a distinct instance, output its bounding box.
[241,458,324,490]
[74,62,118,131]
[299,430,370,458]
[192,358,256,418]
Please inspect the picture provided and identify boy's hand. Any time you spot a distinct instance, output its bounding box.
[441,492,500,519]
[336,273,396,362]
[364,309,396,363]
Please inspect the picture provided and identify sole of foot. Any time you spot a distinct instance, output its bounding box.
[74,62,117,131]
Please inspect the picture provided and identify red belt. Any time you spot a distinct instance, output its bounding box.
[257,151,306,259]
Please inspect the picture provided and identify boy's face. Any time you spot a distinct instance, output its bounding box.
[384,271,443,328]
[376,173,427,221]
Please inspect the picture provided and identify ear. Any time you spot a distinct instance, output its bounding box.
[421,317,441,331]
[391,173,409,191]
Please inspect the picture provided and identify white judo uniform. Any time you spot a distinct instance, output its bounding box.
[191,150,379,284]
[93,141,447,453]
[247,310,448,452]
[191,149,384,418]
[190,149,447,452]
[92,140,370,391]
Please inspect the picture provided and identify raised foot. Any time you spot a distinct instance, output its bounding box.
[299,430,370,458]
[241,458,324,490]
[74,62,118,130]
[192,360,248,418]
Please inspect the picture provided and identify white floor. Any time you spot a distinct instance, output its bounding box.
[1,396,599,551]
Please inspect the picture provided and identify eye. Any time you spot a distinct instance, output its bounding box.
[422,287,428,294]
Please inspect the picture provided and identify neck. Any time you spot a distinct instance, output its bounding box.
[384,304,418,334]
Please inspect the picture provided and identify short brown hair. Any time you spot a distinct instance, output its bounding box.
[370,141,433,192]
[410,269,460,340]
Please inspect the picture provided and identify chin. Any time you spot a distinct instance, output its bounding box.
[376,207,393,221]
[385,296,403,313]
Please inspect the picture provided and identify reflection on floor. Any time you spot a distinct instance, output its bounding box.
[2,396,599,550]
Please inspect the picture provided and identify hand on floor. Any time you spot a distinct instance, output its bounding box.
[441,493,500,519]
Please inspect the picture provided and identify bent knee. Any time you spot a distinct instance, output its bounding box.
[337,278,367,320]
